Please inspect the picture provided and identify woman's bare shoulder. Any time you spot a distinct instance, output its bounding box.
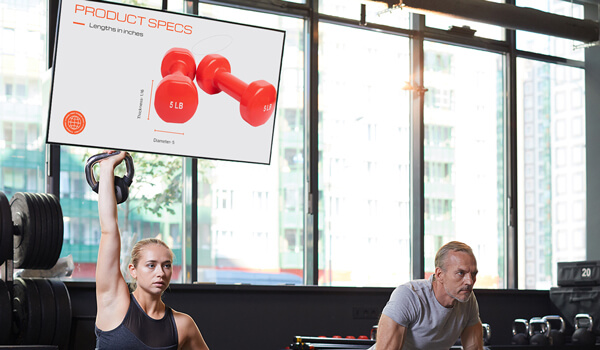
[171,309,209,350]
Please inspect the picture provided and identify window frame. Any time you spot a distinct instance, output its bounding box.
[40,0,590,289]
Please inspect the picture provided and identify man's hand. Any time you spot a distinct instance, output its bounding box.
[460,321,484,350]
[375,314,407,350]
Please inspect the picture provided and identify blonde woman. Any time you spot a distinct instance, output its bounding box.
[94,151,209,350]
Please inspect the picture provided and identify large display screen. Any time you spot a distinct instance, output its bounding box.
[46,0,285,164]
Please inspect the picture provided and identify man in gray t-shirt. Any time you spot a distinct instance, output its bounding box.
[369,241,483,350]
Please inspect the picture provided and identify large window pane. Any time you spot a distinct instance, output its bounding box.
[194,5,305,285]
[516,0,585,61]
[517,59,586,289]
[0,1,47,210]
[319,23,411,287]
[423,41,505,288]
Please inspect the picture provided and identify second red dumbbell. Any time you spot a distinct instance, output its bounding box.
[196,54,277,127]
[154,48,198,124]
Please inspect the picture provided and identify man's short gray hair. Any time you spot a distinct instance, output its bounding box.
[434,241,475,272]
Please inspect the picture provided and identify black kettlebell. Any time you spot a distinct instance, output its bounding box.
[543,315,565,346]
[85,151,135,204]
[572,313,595,346]
[529,317,550,346]
[511,318,529,345]
[482,323,492,345]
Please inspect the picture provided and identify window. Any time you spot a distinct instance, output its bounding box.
[424,41,505,288]
[517,59,586,289]
[0,0,591,290]
[319,22,411,287]
[516,0,585,60]
[192,4,305,285]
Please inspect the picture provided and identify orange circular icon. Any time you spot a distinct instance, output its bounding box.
[63,110,86,135]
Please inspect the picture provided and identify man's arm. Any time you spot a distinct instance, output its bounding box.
[460,321,483,350]
[375,314,407,350]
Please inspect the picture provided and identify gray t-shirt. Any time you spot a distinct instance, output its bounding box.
[369,275,480,350]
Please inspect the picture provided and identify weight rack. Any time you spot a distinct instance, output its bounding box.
[0,191,71,349]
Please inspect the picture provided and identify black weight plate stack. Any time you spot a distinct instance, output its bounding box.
[36,194,56,269]
[0,279,11,344]
[32,193,56,269]
[11,193,37,269]
[48,278,71,350]
[23,193,44,269]
[40,193,63,268]
[0,192,11,265]
[32,278,57,345]
[44,193,64,266]
[12,277,42,345]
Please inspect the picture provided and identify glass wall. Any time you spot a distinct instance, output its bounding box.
[0,0,47,201]
[318,23,411,287]
[516,0,585,60]
[517,59,586,289]
[0,0,589,289]
[423,41,505,288]
[192,5,306,284]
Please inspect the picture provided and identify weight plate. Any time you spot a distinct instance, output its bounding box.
[23,193,43,269]
[11,193,36,269]
[32,278,57,345]
[40,193,61,269]
[48,278,71,350]
[33,193,56,269]
[0,279,11,344]
[45,194,64,265]
[12,277,42,345]
[0,191,11,265]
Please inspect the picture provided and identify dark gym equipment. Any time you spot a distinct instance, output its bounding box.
[572,313,596,346]
[85,151,135,204]
[370,325,377,341]
[35,193,63,273]
[47,278,71,350]
[12,278,43,345]
[289,335,374,350]
[0,279,11,344]
[0,190,71,349]
[529,317,550,346]
[551,260,600,338]
[482,322,492,345]
[10,193,64,270]
[11,193,36,269]
[0,192,11,265]
[455,322,492,346]
[550,285,600,335]
[10,278,71,349]
[558,260,600,287]
[511,318,529,345]
[32,279,56,345]
[543,315,566,346]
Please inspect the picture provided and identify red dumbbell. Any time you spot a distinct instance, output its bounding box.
[154,48,199,124]
[196,54,277,127]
